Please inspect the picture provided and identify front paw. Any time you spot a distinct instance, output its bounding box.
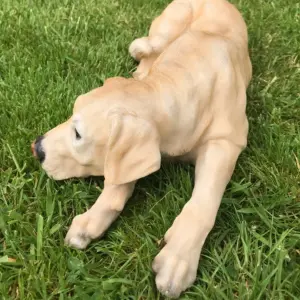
[153,247,197,298]
[65,213,99,249]
[152,204,212,298]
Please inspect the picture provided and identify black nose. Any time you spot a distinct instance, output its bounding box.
[32,135,46,163]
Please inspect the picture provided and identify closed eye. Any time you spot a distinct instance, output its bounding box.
[74,127,81,140]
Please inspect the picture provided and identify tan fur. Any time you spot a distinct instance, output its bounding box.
[33,0,252,297]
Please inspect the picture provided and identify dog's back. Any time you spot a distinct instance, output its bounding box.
[151,0,251,84]
[191,0,252,83]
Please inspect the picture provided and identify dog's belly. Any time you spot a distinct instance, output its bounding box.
[162,150,198,165]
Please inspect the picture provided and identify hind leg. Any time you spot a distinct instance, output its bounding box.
[132,55,157,80]
[129,0,193,79]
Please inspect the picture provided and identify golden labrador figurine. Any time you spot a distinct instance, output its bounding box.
[31,0,252,297]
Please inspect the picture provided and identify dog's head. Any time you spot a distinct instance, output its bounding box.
[31,78,161,184]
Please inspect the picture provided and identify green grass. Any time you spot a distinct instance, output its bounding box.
[0,0,300,298]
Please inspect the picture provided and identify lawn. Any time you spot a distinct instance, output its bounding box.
[0,0,300,299]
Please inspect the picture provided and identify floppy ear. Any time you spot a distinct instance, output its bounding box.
[104,111,161,185]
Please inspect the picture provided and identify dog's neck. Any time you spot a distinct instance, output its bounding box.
[106,77,176,138]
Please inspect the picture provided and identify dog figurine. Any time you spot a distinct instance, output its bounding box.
[31,0,252,297]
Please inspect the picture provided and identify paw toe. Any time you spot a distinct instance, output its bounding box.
[66,235,90,249]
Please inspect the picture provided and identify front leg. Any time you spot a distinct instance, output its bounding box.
[65,182,135,249]
[153,140,242,298]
